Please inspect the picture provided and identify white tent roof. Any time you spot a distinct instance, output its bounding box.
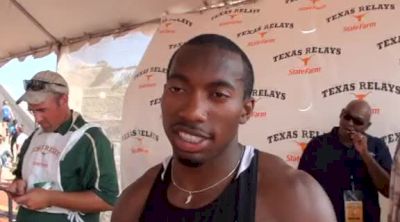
[0,0,211,65]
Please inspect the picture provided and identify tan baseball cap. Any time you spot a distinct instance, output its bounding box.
[16,70,69,104]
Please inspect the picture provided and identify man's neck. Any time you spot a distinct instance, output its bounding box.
[172,143,243,190]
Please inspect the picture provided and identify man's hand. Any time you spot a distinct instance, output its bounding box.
[14,188,52,210]
[350,131,368,155]
[7,179,27,196]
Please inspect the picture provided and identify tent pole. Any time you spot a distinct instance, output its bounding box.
[9,0,61,45]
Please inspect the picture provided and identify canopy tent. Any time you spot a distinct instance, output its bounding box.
[0,0,251,66]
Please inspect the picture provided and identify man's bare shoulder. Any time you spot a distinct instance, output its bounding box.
[256,151,336,222]
[111,164,162,222]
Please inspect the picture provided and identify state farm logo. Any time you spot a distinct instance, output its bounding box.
[381,132,400,145]
[159,18,193,34]
[352,92,370,101]
[250,97,267,119]
[211,8,260,26]
[273,46,341,75]
[285,0,327,11]
[344,13,376,32]
[377,35,400,50]
[133,67,167,89]
[159,21,175,34]
[294,141,308,151]
[237,23,294,47]
[287,141,309,162]
[351,92,380,115]
[169,42,184,50]
[267,129,323,162]
[326,4,395,32]
[250,89,287,119]
[130,137,150,154]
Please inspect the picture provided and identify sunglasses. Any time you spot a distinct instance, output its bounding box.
[342,113,365,126]
[24,79,66,91]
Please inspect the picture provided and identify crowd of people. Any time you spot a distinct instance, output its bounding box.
[0,100,27,182]
[1,33,400,222]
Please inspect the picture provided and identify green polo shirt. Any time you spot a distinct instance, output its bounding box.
[14,111,119,222]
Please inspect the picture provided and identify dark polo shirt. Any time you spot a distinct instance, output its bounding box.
[299,127,392,222]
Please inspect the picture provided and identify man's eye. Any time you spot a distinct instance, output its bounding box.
[213,92,229,99]
[169,86,184,93]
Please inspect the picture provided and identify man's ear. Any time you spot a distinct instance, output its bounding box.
[58,94,68,107]
[340,109,345,118]
[239,97,255,124]
[366,121,371,129]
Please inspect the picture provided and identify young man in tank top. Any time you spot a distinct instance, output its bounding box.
[112,34,337,222]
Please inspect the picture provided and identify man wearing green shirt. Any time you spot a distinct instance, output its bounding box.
[7,70,119,222]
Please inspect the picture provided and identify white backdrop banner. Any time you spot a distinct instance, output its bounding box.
[121,0,400,195]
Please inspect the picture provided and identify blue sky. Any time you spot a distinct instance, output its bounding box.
[0,31,152,101]
[0,54,57,100]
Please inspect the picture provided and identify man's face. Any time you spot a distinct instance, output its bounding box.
[339,106,370,138]
[28,94,67,132]
[161,44,253,166]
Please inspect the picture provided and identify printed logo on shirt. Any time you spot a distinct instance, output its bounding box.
[273,46,341,75]
[32,145,61,157]
[285,0,327,11]
[211,7,260,26]
[326,4,395,32]
[237,23,294,47]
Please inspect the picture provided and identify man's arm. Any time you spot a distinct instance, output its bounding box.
[111,165,161,222]
[352,133,391,197]
[13,189,111,212]
[259,153,336,222]
[289,170,337,222]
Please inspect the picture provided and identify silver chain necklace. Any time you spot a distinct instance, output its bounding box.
[171,150,243,204]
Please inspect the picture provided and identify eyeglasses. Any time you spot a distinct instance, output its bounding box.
[342,113,365,126]
[24,79,66,91]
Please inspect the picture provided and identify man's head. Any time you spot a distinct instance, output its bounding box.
[167,34,254,99]
[17,70,70,132]
[338,100,371,140]
[162,34,255,167]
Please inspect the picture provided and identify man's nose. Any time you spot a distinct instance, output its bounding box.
[32,112,43,123]
[178,92,208,123]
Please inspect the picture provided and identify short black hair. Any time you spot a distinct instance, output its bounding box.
[166,34,254,99]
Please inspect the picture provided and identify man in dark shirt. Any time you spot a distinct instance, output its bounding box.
[299,100,392,222]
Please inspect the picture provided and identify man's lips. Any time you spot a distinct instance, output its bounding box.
[178,131,205,144]
[171,124,213,152]
[172,124,212,140]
